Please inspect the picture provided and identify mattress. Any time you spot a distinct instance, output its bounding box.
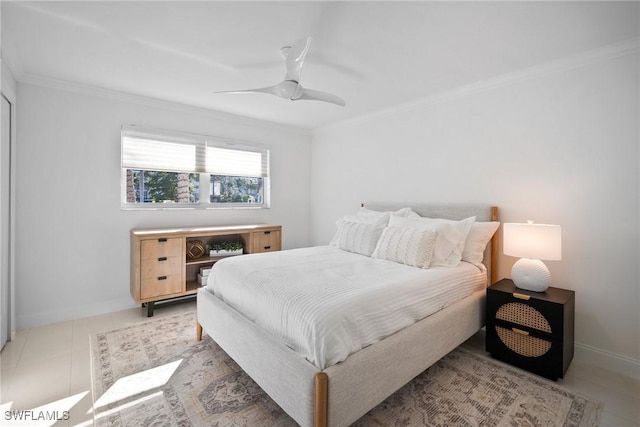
[205,245,486,369]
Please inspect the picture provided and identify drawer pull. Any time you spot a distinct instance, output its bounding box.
[513,292,531,301]
[264,246,271,250]
[157,276,167,281]
[264,231,271,235]
[512,327,529,336]
[157,257,167,261]
[158,238,168,243]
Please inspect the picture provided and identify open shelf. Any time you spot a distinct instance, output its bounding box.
[186,281,202,294]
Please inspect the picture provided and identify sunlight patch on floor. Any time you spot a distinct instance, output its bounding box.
[92,359,182,418]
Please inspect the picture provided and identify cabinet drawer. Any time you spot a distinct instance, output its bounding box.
[141,238,182,259]
[141,256,182,279]
[487,290,564,340]
[494,325,552,358]
[141,275,182,299]
[486,322,564,379]
[252,230,281,253]
[495,301,552,334]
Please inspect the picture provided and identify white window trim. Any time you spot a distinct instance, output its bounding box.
[121,125,270,210]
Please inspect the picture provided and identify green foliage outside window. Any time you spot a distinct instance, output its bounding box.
[210,176,263,204]
[127,170,199,203]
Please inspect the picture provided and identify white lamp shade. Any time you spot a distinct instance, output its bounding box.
[503,222,562,261]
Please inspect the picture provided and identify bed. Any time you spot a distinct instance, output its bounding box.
[196,203,499,427]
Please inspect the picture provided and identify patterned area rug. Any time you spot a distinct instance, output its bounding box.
[90,311,602,427]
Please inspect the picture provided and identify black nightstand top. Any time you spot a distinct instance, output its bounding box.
[489,278,575,305]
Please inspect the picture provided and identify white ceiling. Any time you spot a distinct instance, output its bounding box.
[2,1,639,130]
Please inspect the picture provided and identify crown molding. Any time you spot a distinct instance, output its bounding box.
[1,60,18,102]
[315,38,640,134]
[18,72,312,137]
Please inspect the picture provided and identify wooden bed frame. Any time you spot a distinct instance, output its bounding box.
[196,204,499,427]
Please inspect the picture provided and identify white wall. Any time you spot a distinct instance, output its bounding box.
[15,80,312,328]
[1,61,17,342]
[310,49,639,373]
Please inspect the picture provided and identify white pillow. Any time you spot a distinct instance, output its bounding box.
[372,226,437,268]
[329,207,414,246]
[329,214,389,246]
[356,206,414,222]
[462,221,500,267]
[335,221,385,256]
[389,215,476,267]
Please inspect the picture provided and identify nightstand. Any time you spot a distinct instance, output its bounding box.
[486,278,575,380]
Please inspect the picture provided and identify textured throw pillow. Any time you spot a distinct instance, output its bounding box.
[389,215,476,267]
[372,226,438,268]
[329,214,389,246]
[329,207,414,246]
[462,221,500,267]
[336,221,385,256]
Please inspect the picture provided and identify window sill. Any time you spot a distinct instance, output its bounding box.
[121,204,270,211]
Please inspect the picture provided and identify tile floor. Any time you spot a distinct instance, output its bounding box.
[1,300,638,426]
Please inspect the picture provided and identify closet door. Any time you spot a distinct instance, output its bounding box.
[1,95,11,349]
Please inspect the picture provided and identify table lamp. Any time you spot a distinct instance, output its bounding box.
[503,221,562,292]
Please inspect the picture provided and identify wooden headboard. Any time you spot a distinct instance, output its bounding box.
[362,203,499,285]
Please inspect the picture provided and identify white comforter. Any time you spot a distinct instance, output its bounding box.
[206,246,486,369]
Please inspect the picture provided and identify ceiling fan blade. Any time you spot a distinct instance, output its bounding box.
[214,85,280,96]
[282,36,312,82]
[293,87,346,106]
[215,80,299,100]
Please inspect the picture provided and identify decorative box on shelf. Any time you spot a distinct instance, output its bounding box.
[198,266,212,286]
[486,278,575,380]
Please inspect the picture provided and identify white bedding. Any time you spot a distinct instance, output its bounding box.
[205,245,486,369]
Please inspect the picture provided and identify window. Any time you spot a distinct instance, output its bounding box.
[121,126,269,209]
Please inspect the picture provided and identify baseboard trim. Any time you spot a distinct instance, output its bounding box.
[16,298,137,329]
[574,341,640,380]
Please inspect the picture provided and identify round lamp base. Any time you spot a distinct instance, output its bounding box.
[511,258,551,292]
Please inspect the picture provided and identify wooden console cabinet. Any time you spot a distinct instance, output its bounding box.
[131,224,281,316]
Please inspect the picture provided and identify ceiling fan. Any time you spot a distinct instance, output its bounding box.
[215,36,346,106]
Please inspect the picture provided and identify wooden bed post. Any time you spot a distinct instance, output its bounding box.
[196,322,203,341]
[315,372,328,427]
[490,206,499,285]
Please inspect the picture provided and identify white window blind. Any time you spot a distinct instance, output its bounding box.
[122,128,206,173]
[122,137,204,173]
[121,127,268,178]
[206,145,268,177]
